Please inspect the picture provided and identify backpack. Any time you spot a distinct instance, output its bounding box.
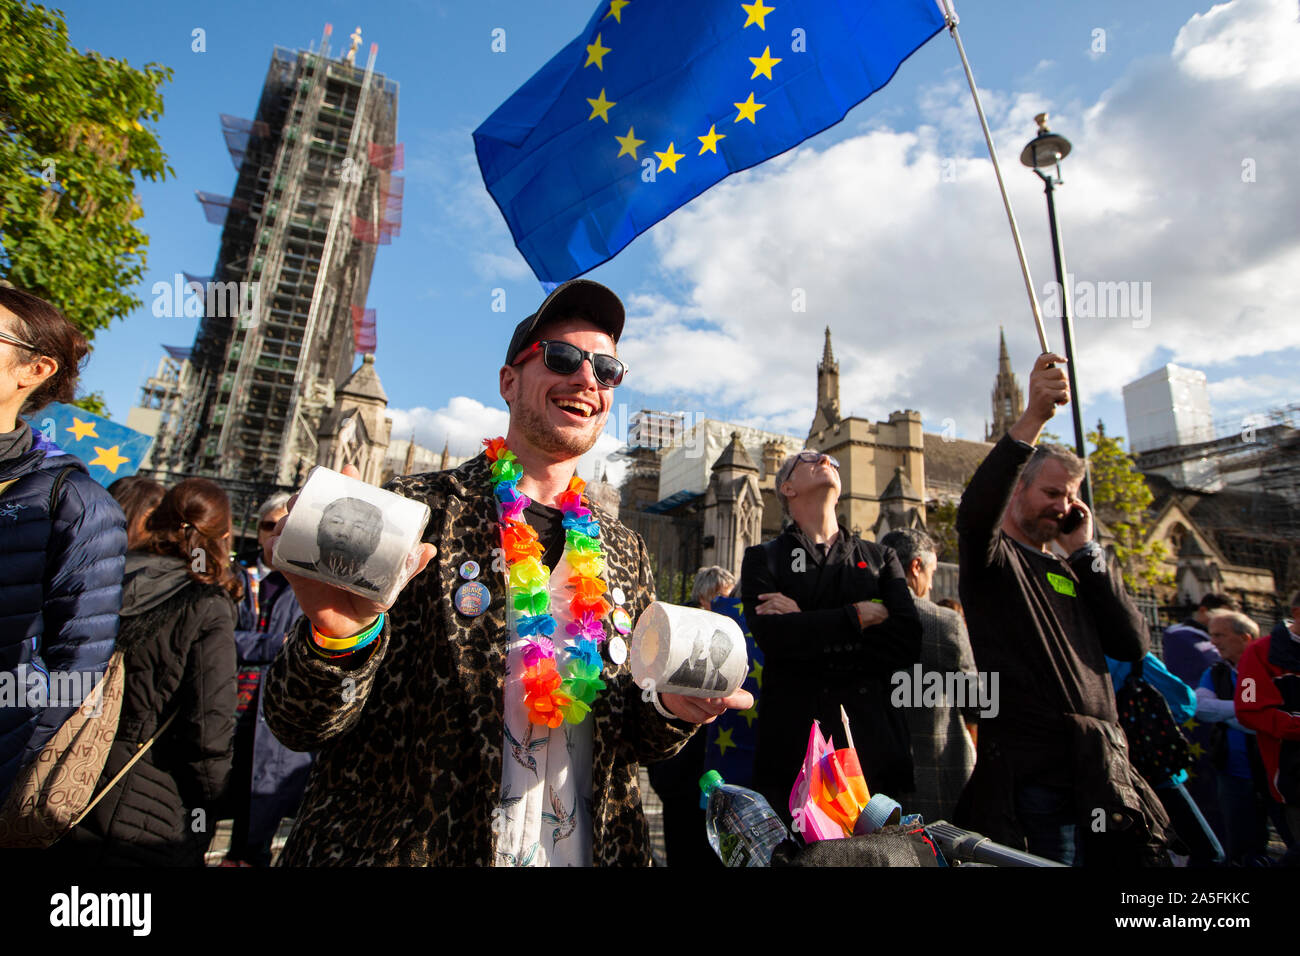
[1115,657,1192,784]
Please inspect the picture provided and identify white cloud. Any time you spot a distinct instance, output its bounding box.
[389,395,509,461]
[1207,373,1293,406]
[1174,0,1300,89]
[620,0,1300,442]
[473,250,533,282]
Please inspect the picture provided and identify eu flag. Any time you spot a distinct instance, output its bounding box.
[702,594,763,789]
[475,0,947,283]
[23,403,153,487]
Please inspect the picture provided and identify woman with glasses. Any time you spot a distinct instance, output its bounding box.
[0,286,127,809]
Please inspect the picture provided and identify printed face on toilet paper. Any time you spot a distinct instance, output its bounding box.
[272,465,431,605]
[630,602,747,699]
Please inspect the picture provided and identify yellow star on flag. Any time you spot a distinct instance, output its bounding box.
[1182,717,1200,732]
[1188,741,1205,760]
[89,445,130,474]
[698,124,726,154]
[734,92,766,124]
[587,88,617,123]
[655,142,684,173]
[615,126,645,159]
[714,727,736,756]
[749,45,782,80]
[748,661,763,688]
[67,417,98,442]
[741,0,774,30]
[739,705,758,728]
[585,33,611,70]
[604,0,630,22]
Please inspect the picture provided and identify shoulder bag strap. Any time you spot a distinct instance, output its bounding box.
[69,710,180,829]
[48,465,76,513]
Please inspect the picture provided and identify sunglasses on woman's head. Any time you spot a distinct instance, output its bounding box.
[512,340,626,388]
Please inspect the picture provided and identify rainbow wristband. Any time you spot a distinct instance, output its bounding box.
[311,614,384,656]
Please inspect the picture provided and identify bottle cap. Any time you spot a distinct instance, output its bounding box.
[698,770,724,796]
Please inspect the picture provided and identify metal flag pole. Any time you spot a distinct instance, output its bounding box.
[938,0,1052,356]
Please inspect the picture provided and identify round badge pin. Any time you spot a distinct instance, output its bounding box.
[454,580,490,617]
[611,606,632,635]
[611,587,626,606]
[459,560,480,580]
[608,635,628,666]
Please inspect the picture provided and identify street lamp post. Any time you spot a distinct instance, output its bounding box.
[1020,113,1092,513]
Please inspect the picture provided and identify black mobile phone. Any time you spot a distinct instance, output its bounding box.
[1059,505,1085,535]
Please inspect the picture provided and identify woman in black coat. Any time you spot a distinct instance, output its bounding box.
[50,478,240,866]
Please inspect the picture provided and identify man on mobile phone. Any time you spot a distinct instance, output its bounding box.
[953,353,1169,867]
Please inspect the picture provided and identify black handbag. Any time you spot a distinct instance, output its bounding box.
[770,825,942,867]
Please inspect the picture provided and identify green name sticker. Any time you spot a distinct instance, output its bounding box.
[1046,571,1077,597]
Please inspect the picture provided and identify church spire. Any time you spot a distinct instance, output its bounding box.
[821,326,836,369]
[986,327,1024,441]
[810,326,841,436]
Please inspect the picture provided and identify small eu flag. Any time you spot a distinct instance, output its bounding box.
[475,0,946,283]
[24,403,153,488]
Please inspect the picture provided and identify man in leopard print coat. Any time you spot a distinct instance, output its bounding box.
[263,280,751,865]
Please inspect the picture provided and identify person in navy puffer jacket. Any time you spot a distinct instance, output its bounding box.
[0,286,126,806]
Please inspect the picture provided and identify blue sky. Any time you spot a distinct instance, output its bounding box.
[59,0,1300,481]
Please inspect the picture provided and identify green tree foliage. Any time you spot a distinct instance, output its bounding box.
[0,0,172,339]
[69,391,107,417]
[1087,423,1173,593]
[927,498,959,563]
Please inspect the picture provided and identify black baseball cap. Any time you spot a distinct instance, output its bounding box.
[504,279,625,366]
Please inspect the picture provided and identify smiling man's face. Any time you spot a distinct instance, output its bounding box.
[500,317,614,464]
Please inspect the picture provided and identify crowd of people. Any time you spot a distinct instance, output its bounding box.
[1,277,1297,869]
[0,285,310,866]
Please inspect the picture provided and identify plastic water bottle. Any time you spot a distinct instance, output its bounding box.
[699,770,790,867]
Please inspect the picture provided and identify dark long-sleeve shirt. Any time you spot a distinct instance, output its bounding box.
[740,524,921,812]
[956,434,1147,786]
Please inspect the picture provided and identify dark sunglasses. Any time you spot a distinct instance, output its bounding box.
[512,340,626,388]
[258,519,279,532]
[796,451,839,469]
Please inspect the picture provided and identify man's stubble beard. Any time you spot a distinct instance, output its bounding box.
[1015,496,1059,547]
[513,400,605,461]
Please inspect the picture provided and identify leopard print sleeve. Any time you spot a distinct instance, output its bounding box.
[624,531,697,764]
[261,612,391,753]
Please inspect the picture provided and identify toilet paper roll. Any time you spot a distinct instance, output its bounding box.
[271,465,431,607]
[630,601,748,699]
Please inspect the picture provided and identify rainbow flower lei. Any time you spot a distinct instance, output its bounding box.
[485,437,611,727]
